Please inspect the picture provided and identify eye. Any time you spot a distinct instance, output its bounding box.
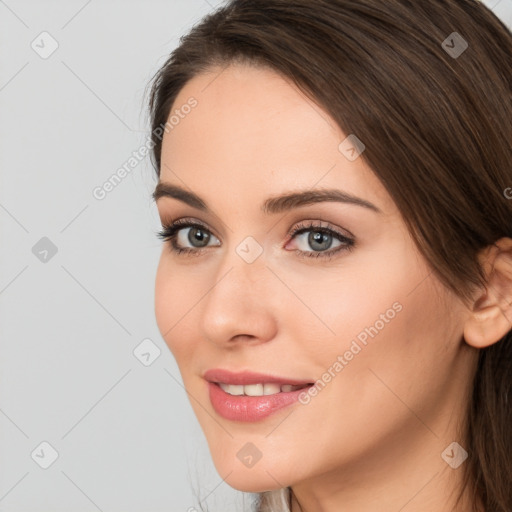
[156,218,220,256]
[285,220,355,260]
[156,218,355,260]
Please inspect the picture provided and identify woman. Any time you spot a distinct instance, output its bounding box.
[147,1,512,510]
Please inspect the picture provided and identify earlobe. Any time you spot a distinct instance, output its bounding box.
[463,237,512,349]
[464,305,512,348]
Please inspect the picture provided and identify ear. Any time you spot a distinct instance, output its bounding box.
[464,237,512,349]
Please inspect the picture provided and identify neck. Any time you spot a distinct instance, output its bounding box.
[289,415,480,512]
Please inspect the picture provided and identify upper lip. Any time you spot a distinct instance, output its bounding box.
[203,368,313,386]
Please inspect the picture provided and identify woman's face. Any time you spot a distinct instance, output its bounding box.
[154,63,476,494]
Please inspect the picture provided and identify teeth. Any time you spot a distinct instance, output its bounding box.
[263,383,281,395]
[219,383,244,395]
[218,382,306,396]
[245,383,263,396]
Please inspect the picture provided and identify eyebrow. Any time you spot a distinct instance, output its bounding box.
[152,182,382,214]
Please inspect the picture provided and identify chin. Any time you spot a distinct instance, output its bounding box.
[224,473,284,493]
[210,457,289,493]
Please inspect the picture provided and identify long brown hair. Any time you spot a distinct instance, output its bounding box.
[146,1,512,510]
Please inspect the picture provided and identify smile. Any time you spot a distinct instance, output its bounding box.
[218,382,309,396]
[203,368,314,421]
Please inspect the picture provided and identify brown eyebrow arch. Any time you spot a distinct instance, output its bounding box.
[152,182,382,214]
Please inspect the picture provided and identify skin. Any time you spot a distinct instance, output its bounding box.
[153,62,512,512]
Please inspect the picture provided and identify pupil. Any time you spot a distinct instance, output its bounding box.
[189,228,210,247]
[309,231,331,251]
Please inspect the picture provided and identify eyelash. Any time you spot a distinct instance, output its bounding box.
[156,218,355,261]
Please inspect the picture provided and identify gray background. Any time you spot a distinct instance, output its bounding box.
[1,1,511,511]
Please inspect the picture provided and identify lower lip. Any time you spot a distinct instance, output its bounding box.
[207,381,311,422]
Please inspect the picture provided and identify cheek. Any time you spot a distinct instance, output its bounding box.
[154,254,172,337]
[294,246,449,416]
[276,236,416,361]
[324,274,460,436]
[342,259,441,377]
[154,254,194,359]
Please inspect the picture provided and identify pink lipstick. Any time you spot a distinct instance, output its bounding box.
[204,369,313,422]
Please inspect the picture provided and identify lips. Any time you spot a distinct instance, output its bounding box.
[203,369,314,421]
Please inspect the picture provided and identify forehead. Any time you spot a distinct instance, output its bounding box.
[159,63,392,215]
[166,63,338,151]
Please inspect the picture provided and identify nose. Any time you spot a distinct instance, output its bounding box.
[198,250,278,347]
